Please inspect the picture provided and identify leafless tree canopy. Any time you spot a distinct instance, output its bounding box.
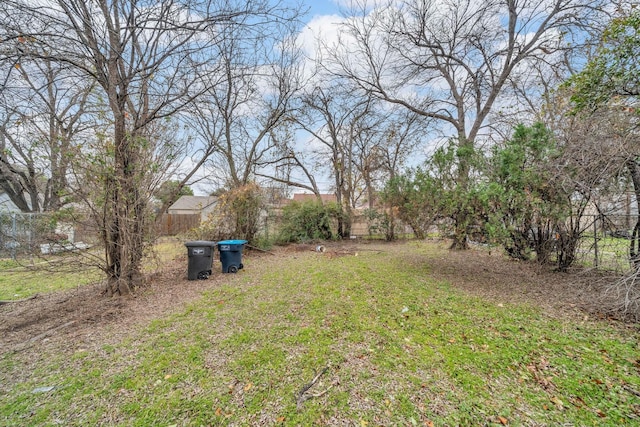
[0,55,95,212]
[331,0,607,248]
[0,0,303,295]
[184,13,304,190]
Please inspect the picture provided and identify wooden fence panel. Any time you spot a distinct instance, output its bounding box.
[158,214,201,236]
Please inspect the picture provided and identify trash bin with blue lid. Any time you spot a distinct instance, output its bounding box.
[185,240,216,280]
[217,239,248,273]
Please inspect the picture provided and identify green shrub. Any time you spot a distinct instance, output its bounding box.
[251,232,275,250]
[278,200,340,243]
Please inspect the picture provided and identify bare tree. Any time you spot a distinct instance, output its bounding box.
[186,15,304,191]
[0,57,94,212]
[359,106,429,239]
[364,106,428,195]
[254,118,324,197]
[564,108,640,262]
[151,5,304,217]
[294,84,377,238]
[0,0,301,295]
[333,0,607,249]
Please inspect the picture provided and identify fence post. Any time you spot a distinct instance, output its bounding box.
[593,216,599,269]
[28,213,32,254]
[11,212,17,260]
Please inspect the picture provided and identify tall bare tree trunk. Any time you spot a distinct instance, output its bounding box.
[105,116,144,295]
[626,160,640,269]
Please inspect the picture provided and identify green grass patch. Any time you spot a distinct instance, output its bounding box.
[144,237,185,270]
[0,268,102,300]
[1,242,639,426]
[0,238,184,300]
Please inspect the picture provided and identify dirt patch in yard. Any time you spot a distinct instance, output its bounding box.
[420,241,614,320]
[0,251,229,359]
[0,241,626,363]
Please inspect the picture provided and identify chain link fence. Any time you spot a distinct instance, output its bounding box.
[1,212,49,260]
[0,211,100,261]
[581,214,639,274]
[2,210,639,274]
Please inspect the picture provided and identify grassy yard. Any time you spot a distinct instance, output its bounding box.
[0,257,102,301]
[1,242,639,425]
[0,237,184,300]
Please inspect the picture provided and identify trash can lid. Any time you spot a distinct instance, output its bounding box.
[217,239,248,245]
[185,240,216,247]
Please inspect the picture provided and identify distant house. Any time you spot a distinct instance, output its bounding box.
[291,193,337,204]
[0,190,34,213]
[167,195,217,222]
[0,191,20,212]
[0,189,46,213]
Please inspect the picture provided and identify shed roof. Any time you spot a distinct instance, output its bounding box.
[168,195,217,211]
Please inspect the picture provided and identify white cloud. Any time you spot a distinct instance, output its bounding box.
[298,14,346,59]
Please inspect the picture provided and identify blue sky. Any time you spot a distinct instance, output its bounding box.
[303,0,341,19]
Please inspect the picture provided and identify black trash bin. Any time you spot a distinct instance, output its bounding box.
[217,240,247,273]
[185,241,216,280]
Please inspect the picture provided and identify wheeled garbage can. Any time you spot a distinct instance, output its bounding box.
[185,240,216,280]
[217,240,247,273]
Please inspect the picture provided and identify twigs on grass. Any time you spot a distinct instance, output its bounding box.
[296,366,332,410]
[604,269,640,320]
[623,384,640,398]
[245,244,275,255]
[14,320,76,352]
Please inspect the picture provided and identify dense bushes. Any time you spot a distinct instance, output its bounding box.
[277,200,341,243]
